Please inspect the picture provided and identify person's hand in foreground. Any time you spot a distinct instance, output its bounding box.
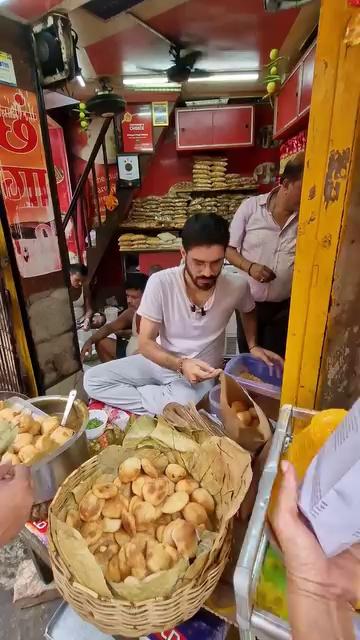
[181,358,222,384]
[250,346,284,368]
[0,463,33,547]
[270,461,360,640]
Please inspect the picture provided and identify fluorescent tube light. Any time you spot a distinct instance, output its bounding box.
[123,76,180,87]
[189,72,259,83]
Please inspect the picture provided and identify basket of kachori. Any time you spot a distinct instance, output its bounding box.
[48,412,252,636]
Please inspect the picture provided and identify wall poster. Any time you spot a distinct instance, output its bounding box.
[0,87,61,277]
[122,105,154,153]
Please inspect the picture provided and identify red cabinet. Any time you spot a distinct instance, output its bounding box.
[299,44,316,116]
[275,67,301,136]
[274,42,316,138]
[176,105,254,150]
[176,109,213,150]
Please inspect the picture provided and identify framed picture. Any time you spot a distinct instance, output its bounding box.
[117,153,141,188]
[152,101,169,127]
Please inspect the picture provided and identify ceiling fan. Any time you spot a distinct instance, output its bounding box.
[137,44,211,84]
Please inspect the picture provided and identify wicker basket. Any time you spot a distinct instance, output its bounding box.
[49,454,232,637]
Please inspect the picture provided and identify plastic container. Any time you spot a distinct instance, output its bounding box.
[85,409,108,440]
[209,384,221,420]
[225,354,282,395]
[225,354,282,421]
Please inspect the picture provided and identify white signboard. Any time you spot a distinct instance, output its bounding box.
[0,51,17,86]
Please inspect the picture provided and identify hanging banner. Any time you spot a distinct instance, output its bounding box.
[48,117,72,216]
[0,87,61,277]
[279,129,307,174]
[122,105,154,153]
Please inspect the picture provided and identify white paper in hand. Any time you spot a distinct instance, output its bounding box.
[298,399,360,557]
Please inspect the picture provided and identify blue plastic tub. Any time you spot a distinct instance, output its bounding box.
[224,353,282,400]
[209,384,222,420]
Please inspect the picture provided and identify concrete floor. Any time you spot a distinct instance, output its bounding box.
[0,537,61,640]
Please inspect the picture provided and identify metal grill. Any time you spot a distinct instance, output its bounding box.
[0,270,23,393]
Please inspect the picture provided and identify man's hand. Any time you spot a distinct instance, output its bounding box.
[271,461,360,604]
[249,263,276,283]
[0,465,33,547]
[80,338,93,363]
[182,359,222,384]
[250,346,284,368]
[83,317,91,331]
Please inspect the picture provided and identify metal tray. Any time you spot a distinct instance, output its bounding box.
[45,602,113,640]
[233,404,360,639]
[233,404,314,640]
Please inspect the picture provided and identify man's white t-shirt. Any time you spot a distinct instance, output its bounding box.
[138,266,254,369]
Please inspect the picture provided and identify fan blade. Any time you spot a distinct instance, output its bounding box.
[180,50,203,68]
[137,66,167,74]
[190,68,212,78]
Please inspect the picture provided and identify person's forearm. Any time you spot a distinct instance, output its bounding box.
[88,323,113,344]
[240,309,257,349]
[226,247,252,273]
[139,338,181,372]
[288,578,355,640]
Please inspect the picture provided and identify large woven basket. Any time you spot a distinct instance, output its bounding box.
[48,454,232,637]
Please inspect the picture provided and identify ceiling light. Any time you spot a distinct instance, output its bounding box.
[123,76,181,88]
[189,72,259,83]
[77,73,86,87]
[185,98,229,107]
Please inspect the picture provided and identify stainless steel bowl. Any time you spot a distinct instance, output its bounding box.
[29,395,89,504]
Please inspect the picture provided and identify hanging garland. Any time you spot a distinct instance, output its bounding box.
[263,48,287,106]
[73,101,91,131]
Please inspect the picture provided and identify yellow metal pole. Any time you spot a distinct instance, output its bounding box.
[0,220,38,396]
[281,1,360,409]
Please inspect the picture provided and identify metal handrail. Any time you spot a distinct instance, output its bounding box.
[62,117,113,230]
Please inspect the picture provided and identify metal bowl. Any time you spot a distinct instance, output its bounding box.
[29,395,89,504]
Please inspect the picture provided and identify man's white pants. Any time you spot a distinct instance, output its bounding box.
[83,354,215,415]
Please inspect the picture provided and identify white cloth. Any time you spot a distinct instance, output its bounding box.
[73,287,86,325]
[126,313,139,357]
[229,188,298,302]
[84,354,214,415]
[138,265,255,369]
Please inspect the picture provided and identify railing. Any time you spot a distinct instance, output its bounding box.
[62,116,118,263]
[0,269,23,393]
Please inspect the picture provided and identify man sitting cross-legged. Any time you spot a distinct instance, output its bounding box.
[84,213,282,415]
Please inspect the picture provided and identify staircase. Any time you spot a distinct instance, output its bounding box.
[62,116,133,279]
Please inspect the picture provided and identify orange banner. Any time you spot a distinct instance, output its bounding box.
[0,87,61,277]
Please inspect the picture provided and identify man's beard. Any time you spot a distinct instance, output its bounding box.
[184,259,221,291]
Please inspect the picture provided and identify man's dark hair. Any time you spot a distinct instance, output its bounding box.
[125,273,148,292]
[281,152,305,184]
[181,213,230,251]
[69,263,88,277]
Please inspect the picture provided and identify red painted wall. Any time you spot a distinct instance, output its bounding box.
[136,104,279,198]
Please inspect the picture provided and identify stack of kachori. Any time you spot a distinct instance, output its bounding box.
[64,456,216,587]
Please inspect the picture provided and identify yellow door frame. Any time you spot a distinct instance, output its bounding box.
[0,219,38,396]
[281,1,360,409]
